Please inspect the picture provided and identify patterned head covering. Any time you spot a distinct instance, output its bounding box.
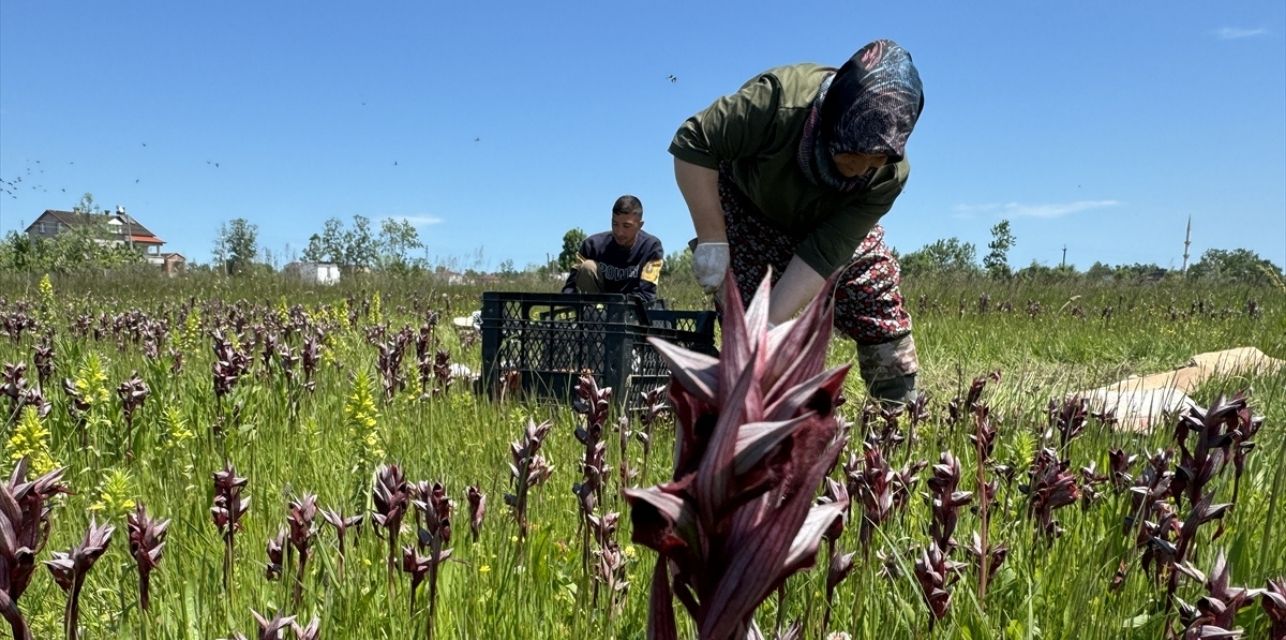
[798,39,924,191]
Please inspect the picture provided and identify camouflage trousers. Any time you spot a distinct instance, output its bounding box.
[718,171,919,382]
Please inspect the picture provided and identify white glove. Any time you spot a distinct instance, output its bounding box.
[692,242,729,293]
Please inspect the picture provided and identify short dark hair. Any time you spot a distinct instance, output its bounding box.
[612,195,643,217]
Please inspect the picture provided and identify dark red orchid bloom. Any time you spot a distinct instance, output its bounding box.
[1,460,69,640]
[126,503,170,611]
[373,464,411,572]
[211,462,250,590]
[465,486,485,543]
[625,270,850,639]
[45,518,114,640]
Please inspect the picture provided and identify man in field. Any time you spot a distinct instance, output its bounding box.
[562,195,665,303]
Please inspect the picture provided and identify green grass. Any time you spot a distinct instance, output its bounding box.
[1,271,1283,639]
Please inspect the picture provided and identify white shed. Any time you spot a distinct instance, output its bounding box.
[284,262,341,285]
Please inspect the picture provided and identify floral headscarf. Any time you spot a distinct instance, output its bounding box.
[798,39,924,192]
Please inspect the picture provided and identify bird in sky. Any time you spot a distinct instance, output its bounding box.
[667,74,677,83]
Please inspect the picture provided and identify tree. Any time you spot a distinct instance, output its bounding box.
[343,215,379,272]
[662,246,694,282]
[1115,263,1168,281]
[983,220,1015,279]
[302,234,326,262]
[1188,248,1284,285]
[558,228,587,271]
[1,220,142,273]
[218,218,259,275]
[72,192,100,215]
[319,218,347,264]
[0,231,35,271]
[379,217,423,271]
[900,237,979,277]
[212,222,229,274]
[1016,259,1077,282]
[1085,261,1114,280]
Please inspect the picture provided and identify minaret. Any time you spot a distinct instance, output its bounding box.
[1182,215,1192,273]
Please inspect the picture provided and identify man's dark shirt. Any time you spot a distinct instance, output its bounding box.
[561,230,664,302]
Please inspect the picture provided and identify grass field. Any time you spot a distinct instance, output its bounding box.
[2,271,1283,639]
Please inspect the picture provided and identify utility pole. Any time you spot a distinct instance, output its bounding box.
[1182,215,1192,273]
[1061,245,1067,269]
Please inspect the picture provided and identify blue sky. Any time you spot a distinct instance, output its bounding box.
[2,1,1283,272]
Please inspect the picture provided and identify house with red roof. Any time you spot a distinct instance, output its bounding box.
[24,206,186,275]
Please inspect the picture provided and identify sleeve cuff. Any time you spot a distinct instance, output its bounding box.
[668,142,721,170]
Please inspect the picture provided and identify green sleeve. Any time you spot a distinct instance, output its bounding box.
[795,161,909,276]
[668,74,781,169]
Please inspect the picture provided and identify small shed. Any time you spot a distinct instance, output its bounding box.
[284,261,341,285]
[146,252,187,276]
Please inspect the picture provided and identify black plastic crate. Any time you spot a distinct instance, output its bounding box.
[480,292,716,408]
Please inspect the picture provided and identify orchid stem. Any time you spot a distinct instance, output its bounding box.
[3,596,32,640]
[66,573,84,640]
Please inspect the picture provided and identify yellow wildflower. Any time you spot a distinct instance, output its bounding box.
[6,407,57,475]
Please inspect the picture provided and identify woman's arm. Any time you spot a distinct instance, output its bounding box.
[768,255,826,325]
[674,158,725,243]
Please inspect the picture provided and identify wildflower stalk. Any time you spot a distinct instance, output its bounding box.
[321,509,362,580]
[505,420,554,542]
[465,486,485,544]
[412,481,452,640]
[970,402,999,609]
[46,519,114,640]
[976,438,991,608]
[286,493,317,609]
[211,463,250,593]
[373,464,410,580]
[126,503,170,612]
[572,374,610,578]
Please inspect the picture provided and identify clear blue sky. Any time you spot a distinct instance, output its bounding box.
[2,1,1283,272]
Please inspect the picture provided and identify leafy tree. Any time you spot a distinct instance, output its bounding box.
[379,217,423,271]
[1188,248,1283,285]
[301,215,429,272]
[1085,261,1114,280]
[344,215,379,272]
[1115,263,1168,281]
[558,228,587,271]
[218,218,259,276]
[900,237,979,277]
[301,234,326,262]
[662,246,694,282]
[983,220,1015,279]
[212,222,228,273]
[319,218,347,264]
[1015,260,1077,282]
[72,192,100,215]
[0,231,35,270]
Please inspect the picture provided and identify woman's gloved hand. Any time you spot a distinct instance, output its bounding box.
[692,242,729,293]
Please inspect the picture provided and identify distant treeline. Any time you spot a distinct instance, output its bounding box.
[3,216,1282,290]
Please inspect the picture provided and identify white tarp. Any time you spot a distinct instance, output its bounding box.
[1075,347,1283,432]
